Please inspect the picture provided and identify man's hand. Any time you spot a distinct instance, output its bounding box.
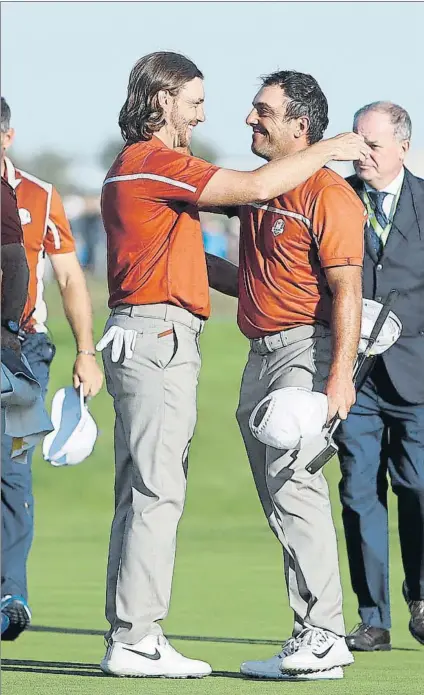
[325,370,356,423]
[329,132,370,163]
[1,328,21,355]
[73,354,103,398]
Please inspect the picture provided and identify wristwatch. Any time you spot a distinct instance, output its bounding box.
[1,319,20,335]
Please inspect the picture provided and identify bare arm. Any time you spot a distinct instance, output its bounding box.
[198,133,369,207]
[206,253,238,297]
[49,252,103,397]
[324,265,362,421]
[1,243,29,353]
[50,252,95,351]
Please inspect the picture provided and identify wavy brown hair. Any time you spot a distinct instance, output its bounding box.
[119,52,203,144]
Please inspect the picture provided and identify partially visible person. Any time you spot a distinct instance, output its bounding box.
[201,214,228,259]
[1,97,103,641]
[1,174,29,635]
[96,51,368,679]
[233,71,366,680]
[75,195,105,274]
[335,102,424,651]
[1,176,28,353]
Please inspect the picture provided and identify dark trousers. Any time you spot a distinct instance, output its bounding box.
[1,333,55,601]
[335,358,424,630]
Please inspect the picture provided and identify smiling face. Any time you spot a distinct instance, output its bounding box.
[168,77,205,148]
[354,109,409,190]
[246,85,308,161]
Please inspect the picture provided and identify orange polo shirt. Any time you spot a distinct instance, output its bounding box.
[101,136,219,319]
[238,167,366,338]
[3,157,75,333]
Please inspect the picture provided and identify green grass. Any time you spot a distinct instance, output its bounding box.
[2,288,423,693]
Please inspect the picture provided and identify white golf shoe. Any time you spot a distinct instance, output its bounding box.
[100,634,212,678]
[240,637,343,680]
[280,628,354,673]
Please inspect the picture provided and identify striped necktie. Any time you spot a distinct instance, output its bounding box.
[366,190,389,257]
[368,190,389,228]
[367,223,383,257]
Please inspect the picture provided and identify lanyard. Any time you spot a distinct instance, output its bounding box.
[363,187,401,245]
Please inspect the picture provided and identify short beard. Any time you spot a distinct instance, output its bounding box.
[170,103,189,148]
[251,141,271,162]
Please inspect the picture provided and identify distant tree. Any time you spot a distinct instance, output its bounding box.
[98,139,124,171]
[13,150,76,195]
[190,136,219,164]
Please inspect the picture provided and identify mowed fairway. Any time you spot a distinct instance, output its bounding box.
[2,288,423,694]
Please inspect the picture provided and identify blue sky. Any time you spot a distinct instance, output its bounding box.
[2,1,424,177]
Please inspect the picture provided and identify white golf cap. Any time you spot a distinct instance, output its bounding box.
[359,298,402,355]
[43,386,97,467]
[249,386,328,450]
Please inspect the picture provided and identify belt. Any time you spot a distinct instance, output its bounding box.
[250,324,329,355]
[111,303,205,334]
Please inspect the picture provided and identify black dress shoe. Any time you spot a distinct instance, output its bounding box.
[403,582,424,646]
[345,624,391,651]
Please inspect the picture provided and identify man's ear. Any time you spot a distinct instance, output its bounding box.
[2,128,15,151]
[294,117,310,140]
[400,139,410,160]
[157,90,169,110]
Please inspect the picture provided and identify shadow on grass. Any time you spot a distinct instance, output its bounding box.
[2,659,104,678]
[28,624,283,646]
[4,646,422,683]
[27,625,422,652]
[2,658,244,679]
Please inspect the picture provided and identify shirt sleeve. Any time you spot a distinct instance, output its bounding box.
[1,177,24,246]
[311,184,366,268]
[143,148,219,204]
[44,186,76,255]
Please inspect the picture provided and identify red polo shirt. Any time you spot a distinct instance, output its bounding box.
[101,136,219,319]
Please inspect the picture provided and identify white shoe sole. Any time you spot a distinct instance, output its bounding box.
[282,653,354,674]
[100,659,211,679]
[241,666,344,680]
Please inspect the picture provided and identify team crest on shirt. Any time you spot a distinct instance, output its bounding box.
[19,208,32,225]
[271,218,285,236]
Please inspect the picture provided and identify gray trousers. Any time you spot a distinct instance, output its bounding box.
[236,324,345,636]
[102,303,203,644]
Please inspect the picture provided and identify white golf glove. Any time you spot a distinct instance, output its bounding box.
[96,326,137,362]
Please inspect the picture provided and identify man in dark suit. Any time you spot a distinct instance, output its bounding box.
[335,101,424,651]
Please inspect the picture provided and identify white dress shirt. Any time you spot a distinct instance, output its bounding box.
[364,167,405,222]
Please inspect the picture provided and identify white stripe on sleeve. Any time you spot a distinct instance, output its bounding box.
[249,202,311,228]
[103,172,196,192]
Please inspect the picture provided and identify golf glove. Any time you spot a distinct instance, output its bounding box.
[96,326,137,362]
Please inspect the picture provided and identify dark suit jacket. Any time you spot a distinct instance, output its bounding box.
[346,169,424,404]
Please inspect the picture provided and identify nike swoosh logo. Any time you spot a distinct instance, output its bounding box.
[123,647,161,661]
[314,645,334,659]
